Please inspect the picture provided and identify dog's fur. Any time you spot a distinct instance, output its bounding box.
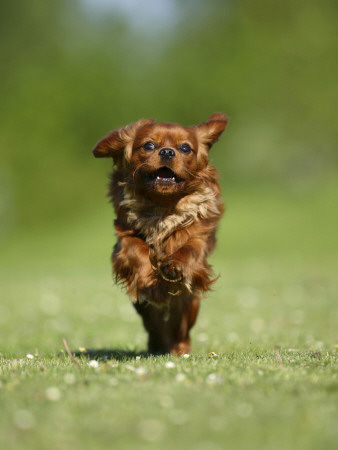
[92,113,228,354]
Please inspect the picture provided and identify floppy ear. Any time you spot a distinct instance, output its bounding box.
[196,112,229,169]
[197,112,229,148]
[92,118,154,165]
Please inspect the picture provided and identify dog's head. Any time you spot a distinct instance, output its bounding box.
[92,113,228,197]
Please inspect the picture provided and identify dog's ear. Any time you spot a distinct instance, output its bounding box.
[197,113,229,147]
[196,113,228,169]
[92,118,154,165]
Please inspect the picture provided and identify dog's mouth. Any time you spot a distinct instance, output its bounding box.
[145,167,185,185]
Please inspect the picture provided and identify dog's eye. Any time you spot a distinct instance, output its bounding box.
[143,142,156,151]
[179,143,192,154]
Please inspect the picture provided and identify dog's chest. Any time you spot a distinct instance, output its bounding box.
[128,210,190,247]
[120,186,222,247]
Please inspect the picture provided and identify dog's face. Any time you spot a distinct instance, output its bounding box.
[93,113,228,197]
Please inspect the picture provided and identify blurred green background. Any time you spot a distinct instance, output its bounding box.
[0,0,337,336]
[1,0,337,244]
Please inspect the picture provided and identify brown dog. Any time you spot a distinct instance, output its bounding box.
[92,113,228,354]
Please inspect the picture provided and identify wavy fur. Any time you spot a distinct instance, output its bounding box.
[93,113,228,354]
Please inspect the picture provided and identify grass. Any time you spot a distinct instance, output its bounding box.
[1,350,337,450]
[0,181,337,449]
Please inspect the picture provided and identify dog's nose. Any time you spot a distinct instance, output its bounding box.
[159,148,175,160]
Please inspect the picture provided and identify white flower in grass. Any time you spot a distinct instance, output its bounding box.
[183,354,190,359]
[165,361,176,369]
[88,360,99,368]
[79,347,87,353]
[26,354,34,360]
[135,367,148,376]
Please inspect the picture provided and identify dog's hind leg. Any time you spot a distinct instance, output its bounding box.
[169,292,201,355]
[133,300,172,354]
[134,291,201,355]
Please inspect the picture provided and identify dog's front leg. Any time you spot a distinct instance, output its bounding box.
[112,234,155,299]
[154,237,209,288]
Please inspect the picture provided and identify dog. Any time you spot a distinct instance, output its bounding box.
[92,113,228,354]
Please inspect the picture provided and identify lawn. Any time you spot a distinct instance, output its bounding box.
[0,182,337,450]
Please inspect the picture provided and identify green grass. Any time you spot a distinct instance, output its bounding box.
[0,182,337,450]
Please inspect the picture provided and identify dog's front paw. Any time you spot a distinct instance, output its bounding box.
[157,260,183,283]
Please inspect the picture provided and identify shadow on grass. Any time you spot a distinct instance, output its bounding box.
[73,348,149,361]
